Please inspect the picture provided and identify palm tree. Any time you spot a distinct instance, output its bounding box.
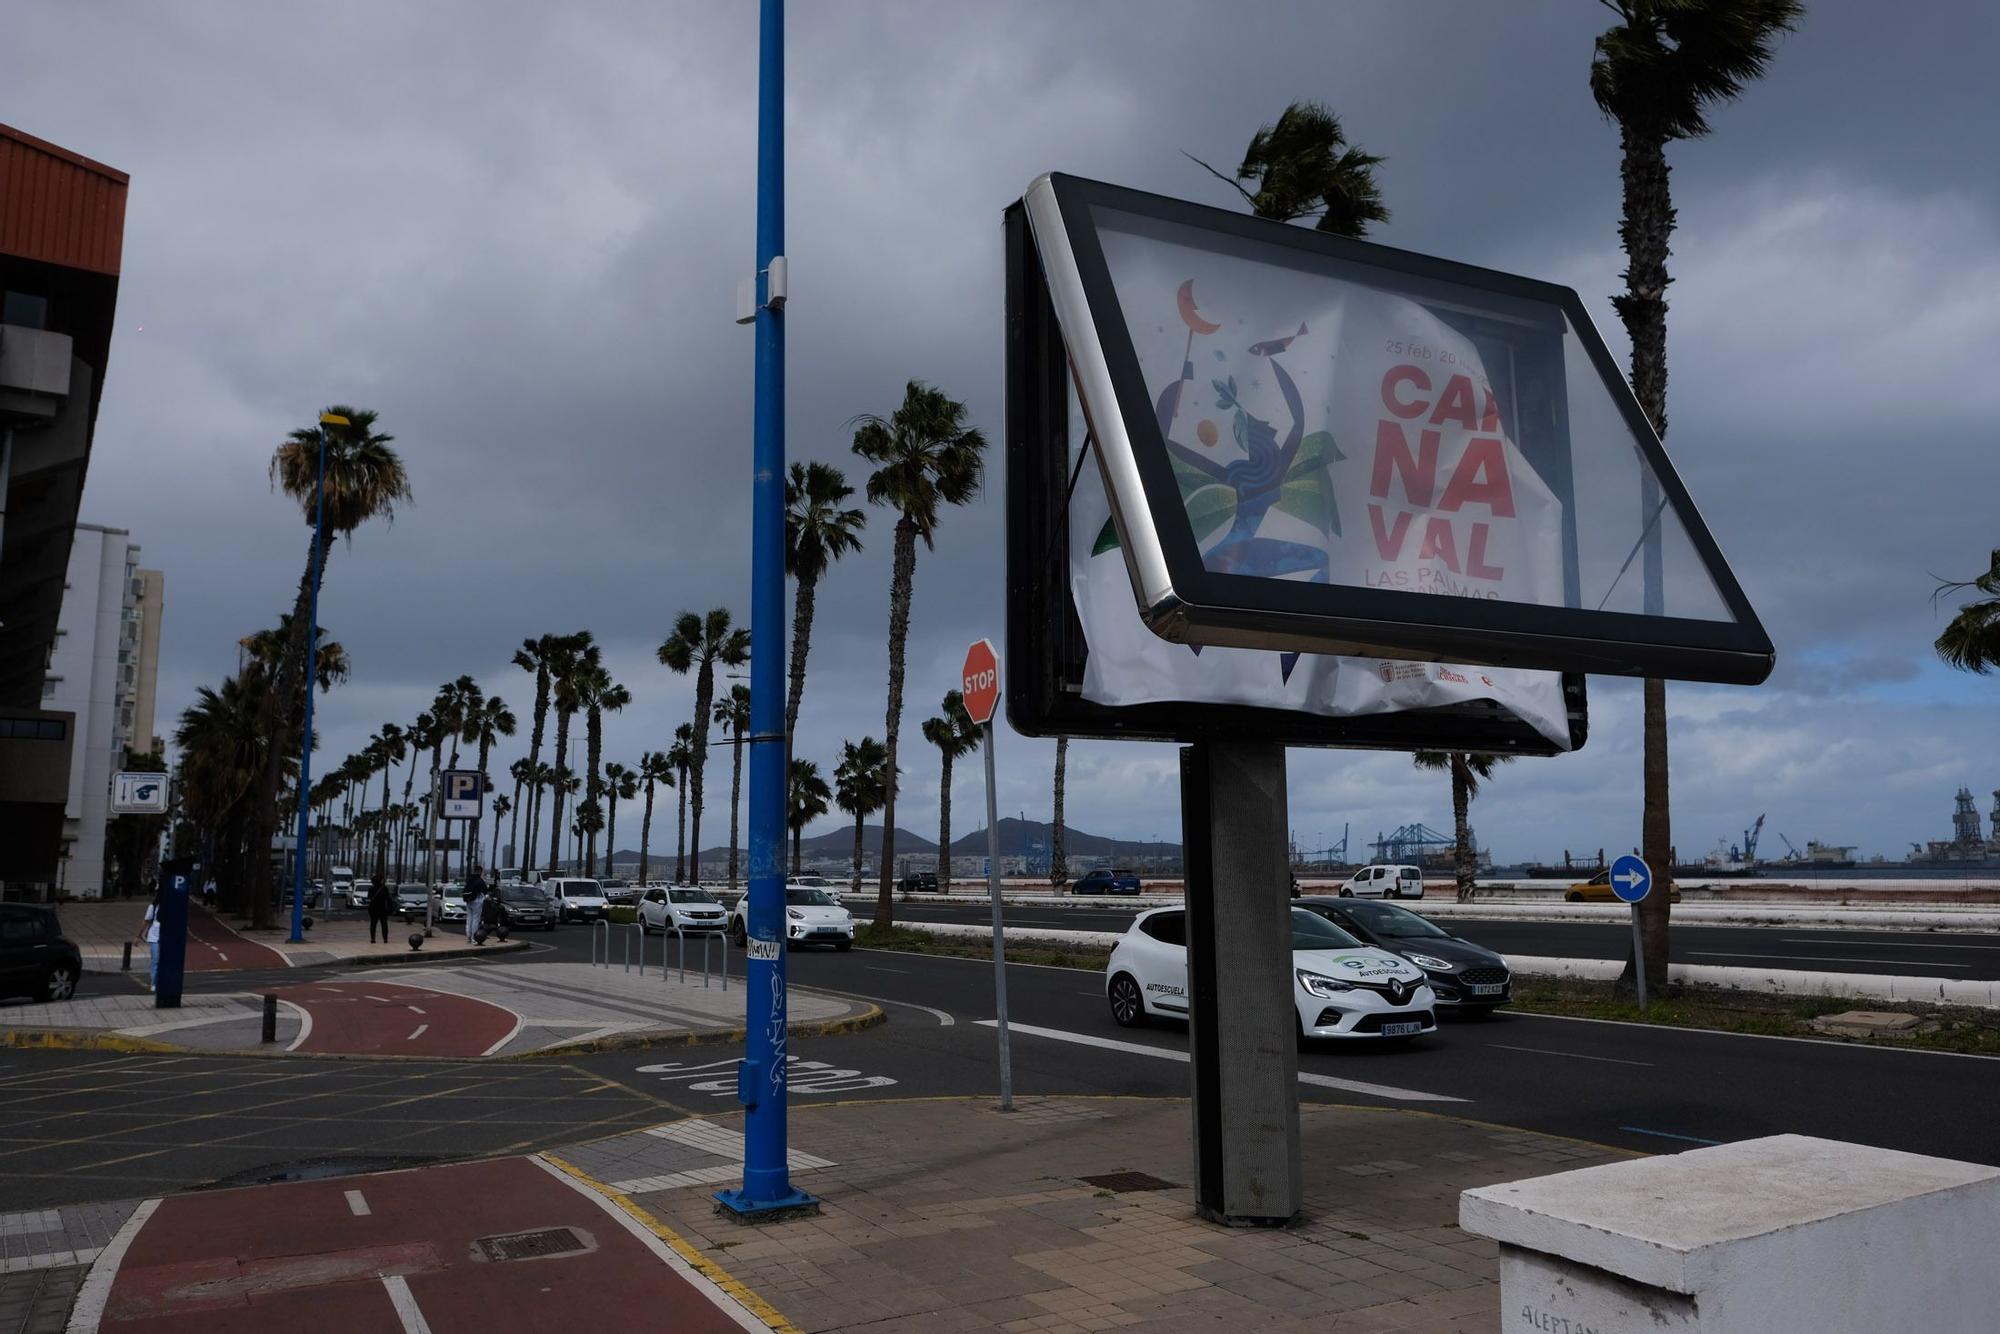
[249,406,410,926]
[1935,549,2000,672]
[667,724,694,881]
[1592,0,1802,994]
[715,685,752,893]
[637,750,672,885]
[176,673,278,913]
[1189,100,1388,238]
[512,635,558,877]
[372,724,406,884]
[542,634,598,877]
[784,461,867,746]
[490,793,512,873]
[464,693,516,875]
[602,762,638,878]
[1051,737,1070,888]
[400,710,435,880]
[1411,752,1513,902]
[508,756,533,870]
[551,767,581,871]
[658,608,750,885]
[920,691,979,887]
[833,737,891,897]
[571,660,629,876]
[852,382,986,924]
[789,759,832,874]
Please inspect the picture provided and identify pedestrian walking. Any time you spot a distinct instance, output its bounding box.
[134,888,163,991]
[464,869,488,945]
[366,874,392,944]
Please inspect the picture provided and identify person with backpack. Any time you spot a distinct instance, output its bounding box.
[464,869,488,944]
[366,874,392,944]
[133,886,164,991]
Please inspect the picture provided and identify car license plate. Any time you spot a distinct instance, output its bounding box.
[1470,983,1504,996]
[1381,1021,1422,1037]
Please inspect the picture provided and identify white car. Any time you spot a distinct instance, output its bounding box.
[729,885,854,951]
[430,888,467,923]
[1104,906,1437,1041]
[330,865,359,908]
[638,885,729,934]
[540,877,608,923]
[1338,863,1427,900]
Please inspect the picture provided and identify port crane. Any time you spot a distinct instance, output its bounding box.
[1741,814,1765,864]
[1777,832,1801,861]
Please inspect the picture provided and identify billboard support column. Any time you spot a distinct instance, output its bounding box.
[1182,739,1301,1227]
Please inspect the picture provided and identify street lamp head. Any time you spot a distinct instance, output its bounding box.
[319,411,350,428]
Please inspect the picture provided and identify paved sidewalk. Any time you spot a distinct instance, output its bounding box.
[62,902,525,973]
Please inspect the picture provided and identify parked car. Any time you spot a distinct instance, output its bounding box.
[496,884,554,931]
[1104,906,1435,1042]
[598,878,640,906]
[0,904,83,1003]
[1297,897,1511,1014]
[1338,864,1428,900]
[540,877,608,923]
[897,872,939,895]
[330,865,359,908]
[729,885,854,950]
[1566,869,1682,903]
[430,888,467,923]
[1071,868,1141,896]
[790,874,842,905]
[394,884,430,922]
[639,886,729,934]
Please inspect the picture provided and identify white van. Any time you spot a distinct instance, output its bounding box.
[539,877,608,923]
[330,865,360,908]
[1338,864,1427,900]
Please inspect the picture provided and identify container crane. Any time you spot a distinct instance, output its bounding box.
[1742,814,1765,865]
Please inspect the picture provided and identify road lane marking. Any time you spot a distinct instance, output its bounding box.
[1489,1043,1652,1067]
[1513,1012,2000,1061]
[283,1000,314,1053]
[345,1189,370,1216]
[366,994,395,1002]
[1619,1126,1724,1146]
[1687,952,1969,968]
[791,978,953,1026]
[978,1021,1468,1103]
[1782,938,2000,951]
[63,1196,158,1334]
[381,1275,433,1334]
[408,1006,426,1014]
[407,1024,429,1041]
[865,966,908,974]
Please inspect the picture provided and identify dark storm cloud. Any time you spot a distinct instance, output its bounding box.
[13,0,1998,863]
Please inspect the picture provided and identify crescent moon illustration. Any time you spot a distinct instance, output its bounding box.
[1176,279,1222,336]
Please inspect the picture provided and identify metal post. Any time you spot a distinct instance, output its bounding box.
[1630,902,1648,1012]
[717,0,813,1222]
[262,993,278,1044]
[982,723,1012,1110]
[423,762,439,935]
[289,426,328,944]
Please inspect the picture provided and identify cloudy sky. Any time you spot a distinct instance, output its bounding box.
[16,1,2000,866]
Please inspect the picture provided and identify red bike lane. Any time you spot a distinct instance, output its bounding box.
[91,1156,761,1333]
[275,981,520,1057]
[182,907,290,972]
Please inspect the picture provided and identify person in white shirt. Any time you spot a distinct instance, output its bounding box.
[135,891,163,991]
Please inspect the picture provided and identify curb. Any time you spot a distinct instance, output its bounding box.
[0,1029,183,1054]
[501,1002,887,1061]
[339,938,532,967]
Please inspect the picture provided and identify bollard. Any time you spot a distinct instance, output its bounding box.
[261,994,278,1044]
[122,941,132,972]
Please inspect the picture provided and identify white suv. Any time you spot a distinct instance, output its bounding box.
[638,885,729,934]
[728,885,854,951]
[540,877,608,923]
[1104,906,1436,1042]
[1338,864,1427,900]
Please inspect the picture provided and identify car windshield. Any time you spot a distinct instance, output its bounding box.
[564,881,602,895]
[1341,901,1450,939]
[1290,908,1363,951]
[786,888,837,906]
[670,889,716,904]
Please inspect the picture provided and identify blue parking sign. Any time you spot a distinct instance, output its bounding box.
[440,769,484,820]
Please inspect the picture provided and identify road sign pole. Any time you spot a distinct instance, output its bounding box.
[981,721,1013,1111]
[1630,903,1647,1012]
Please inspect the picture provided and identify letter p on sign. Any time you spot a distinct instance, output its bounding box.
[961,639,1000,727]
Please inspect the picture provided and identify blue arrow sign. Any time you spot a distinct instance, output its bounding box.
[1610,854,1652,904]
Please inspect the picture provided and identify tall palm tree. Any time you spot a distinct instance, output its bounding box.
[920,691,979,887]
[603,762,638,878]
[400,710,435,880]
[658,608,750,885]
[1935,549,2000,673]
[1593,0,1801,994]
[1051,737,1070,888]
[784,461,867,746]
[551,767,581,871]
[542,634,598,877]
[372,723,406,884]
[852,382,986,924]
[789,759,832,874]
[637,751,672,885]
[512,635,558,877]
[508,756,533,870]
[667,724,694,881]
[464,694,516,875]
[176,673,277,912]
[715,685,752,893]
[490,794,512,873]
[571,660,629,876]
[1411,751,1513,902]
[249,406,410,926]
[834,737,891,897]
[1189,100,1389,238]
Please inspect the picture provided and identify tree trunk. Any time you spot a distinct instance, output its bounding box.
[689,662,713,885]
[936,750,953,886]
[377,764,394,886]
[1451,757,1474,903]
[728,724,743,893]
[675,766,687,882]
[851,809,865,897]
[585,706,603,877]
[509,773,523,871]
[249,532,335,930]
[525,668,549,878]
[1051,737,1068,886]
[605,796,618,881]
[792,822,802,876]
[639,780,656,885]
[1611,121,1676,998]
[545,712,571,878]
[399,749,419,881]
[875,518,917,927]
[785,575,817,748]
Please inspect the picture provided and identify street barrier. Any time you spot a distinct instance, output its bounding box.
[590,918,609,967]
[624,922,646,974]
[667,926,728,991]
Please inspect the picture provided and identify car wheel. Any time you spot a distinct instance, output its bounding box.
[42,963,79,1003]
[1107,973,1145,1028]
[732,919,747,946]
[1339,886,1352,897]
[1565,890,1583,903]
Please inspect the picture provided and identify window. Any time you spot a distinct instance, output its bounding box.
[1139,911,1185,946]
[0,911,48,944]
[0,718,68,740]
[2,291,49,328]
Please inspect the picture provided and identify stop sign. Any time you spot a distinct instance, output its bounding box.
[961,639,1000,726]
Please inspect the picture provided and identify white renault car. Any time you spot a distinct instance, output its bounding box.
[729,885,855,951]
[1105,906,1437,1041]
[638,885,730,934]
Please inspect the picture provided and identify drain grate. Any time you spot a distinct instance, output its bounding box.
[474,1227,592,1262]
[1081,1171,1180,1193]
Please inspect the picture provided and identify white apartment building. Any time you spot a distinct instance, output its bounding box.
[41,523,162,898]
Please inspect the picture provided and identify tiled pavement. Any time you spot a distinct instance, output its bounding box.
[0,1265,85,1334]
[0,992,299,1050]
[0,1200,140,1275]
[596,1097,1636,1333]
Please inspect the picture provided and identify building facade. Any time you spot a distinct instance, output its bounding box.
[41,524,160,898]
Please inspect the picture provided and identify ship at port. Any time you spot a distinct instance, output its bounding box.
[1901,787,2000,870]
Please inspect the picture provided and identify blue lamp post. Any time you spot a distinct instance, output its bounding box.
[716,0,815,1220]
[288,410,343,944]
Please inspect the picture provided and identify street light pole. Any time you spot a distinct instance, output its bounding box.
[718,0,815,1222]
[288,412,341,944]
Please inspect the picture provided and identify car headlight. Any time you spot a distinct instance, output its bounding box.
[786,908,804,920]
[1296,969,1354,998]
[1405,953,1453,971]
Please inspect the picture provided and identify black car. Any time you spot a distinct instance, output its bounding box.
[1071,868,1141,896]
[497,885,555,931]
[1296,896,1512,1014]
[0,904,83,1003]
[897,872,939,895]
